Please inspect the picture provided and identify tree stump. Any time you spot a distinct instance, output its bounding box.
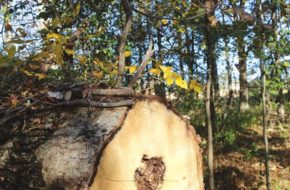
[0,96,204,190]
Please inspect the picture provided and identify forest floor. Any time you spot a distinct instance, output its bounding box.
[208,123,290,190]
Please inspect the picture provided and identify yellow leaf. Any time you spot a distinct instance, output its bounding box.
[189,80,202,93]
[93,59,101,64]
[7,46,16,59]
[33,51,49,61]
[23,70,33,76]
[124,51,132,58]
[75,3,81,15]
[171,72,182,80]
[176,78,188,89]
[35,73,47,80]
[29,64,40,69]
[112,69,118,75]
[166,77,174,86]
[159,66,172,73]
[149,68,161,76]
[93,71,104,79]
[53,43,63,64]
[209,16,218,27]
[65,49,75,55]
[178,27,186,33]
[77,56,87,64]
[128,65,137,74]
[160,66,173,80]
[93,59,104,68]
[161,19,168,25]
[46,33,60,39]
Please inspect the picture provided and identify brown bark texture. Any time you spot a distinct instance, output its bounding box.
[0,95,204,190]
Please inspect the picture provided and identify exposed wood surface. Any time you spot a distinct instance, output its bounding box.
[90,100,204,190]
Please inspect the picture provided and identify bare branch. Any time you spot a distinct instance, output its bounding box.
[116,0,133,87]
[129,36,153,88]
[91,88,135,96]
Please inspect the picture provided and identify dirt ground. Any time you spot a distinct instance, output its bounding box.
[204,124,290,190]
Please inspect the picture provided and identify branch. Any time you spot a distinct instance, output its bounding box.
[129,36,153,88]
[132,7,206,21]
[47,99,135,108]
[0,99,135,126]
[116,0,133,87]
[91,88,135,96]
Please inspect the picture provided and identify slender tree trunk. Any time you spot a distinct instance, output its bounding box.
[185,28,195,79]
[221,11,233,106]
[206,66,214,190]
[237,36,249,111]
[212,53,219,99]
[153,26,166,98]
[116,0,132,87]
[261,57,271,190]
[256,2,270,189]
[271,3,285,122]
[204,1,217,188]
[221,33,233,127]
[225,42,233,106]
[178,33,185,79]
[285,69,290,102]
[232,0,249,111]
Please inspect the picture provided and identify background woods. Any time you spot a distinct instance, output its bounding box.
[0,0,289,190]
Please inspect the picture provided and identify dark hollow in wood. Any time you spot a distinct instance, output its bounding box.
[134,155,166,190]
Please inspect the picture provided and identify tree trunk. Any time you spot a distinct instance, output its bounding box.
[260,58,271,190]
[237,35,249,111]
[271,3,285,122]
[154,26,166,98]
[116,0,133,87]
[256,2,270,188]
[185,28,195,79]
[232,0,249,111]
[204,1,217,188]
[0,95,204,190]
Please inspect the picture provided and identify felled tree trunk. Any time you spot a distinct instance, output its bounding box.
[0,96,204,190]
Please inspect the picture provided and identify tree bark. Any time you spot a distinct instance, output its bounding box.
[260,57,271,190]
[154,25,166,98]
[256,2,270,189]
[116,0,133,87]
[204,1,217,189]
[237,40,249,111]
[185,28,195,79]
[233,0,249,111]
[0,98,204,190]
[271,3,285,122]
